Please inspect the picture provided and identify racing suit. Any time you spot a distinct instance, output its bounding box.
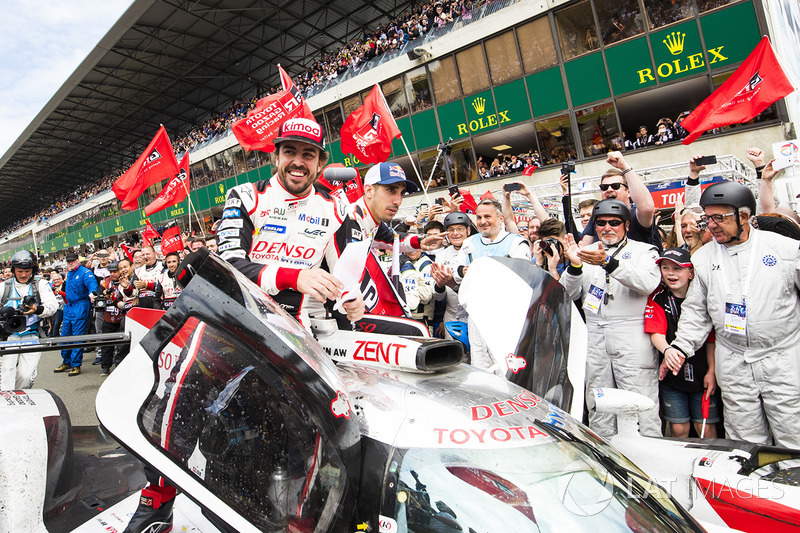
[125,261,164,309]
[560,238,662,437]
[433,245,468,340]
[61,264,99,368]
[216,176,349,326]
[160,269,181,309]
[407,253,435,324]
[455,230,531,373]
[0,278,57,390]
[671,228,800,447]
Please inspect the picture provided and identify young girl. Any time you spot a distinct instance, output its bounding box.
[645,248,720,438]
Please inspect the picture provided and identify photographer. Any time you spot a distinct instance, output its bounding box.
[0,251,57,390]
[533,219,569,280]
[96,262,125,376]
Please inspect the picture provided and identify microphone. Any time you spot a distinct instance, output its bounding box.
[323,167,358,183]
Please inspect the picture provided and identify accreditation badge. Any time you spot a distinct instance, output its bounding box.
[583,284,604,315]
[724,302,746,337]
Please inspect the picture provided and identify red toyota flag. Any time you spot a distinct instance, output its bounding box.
[232,89,312,152]
[160,222,184,255]
[681,36,795,145]
[340,84,402,164]
[120,243,135,263]
[144,153,190,216]
[143,220,160,241]
[459,189,478,214]
[113,126,180,210]
[278,64,315,121]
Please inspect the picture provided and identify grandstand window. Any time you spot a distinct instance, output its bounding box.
[404,66,433,113]
[535,113,577,165]
[555,1,600,60]
[325,104,344,142]
[485,30,522,86]
[343,94,362,118]
[429,56,461,105]
[575,102,621,157]
[231,145,247,175]
[594,0,644,45]
[446,139,478,184]
[455,44,490,96]
[643,0,694,29]
[417,146,448,189]
[382,76,409,118]
[516,17,558,74]
[472,122,538,169]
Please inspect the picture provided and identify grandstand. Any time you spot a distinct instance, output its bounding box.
[1,0,798,262]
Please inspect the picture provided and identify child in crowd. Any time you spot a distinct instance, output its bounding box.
[645,248,720,438]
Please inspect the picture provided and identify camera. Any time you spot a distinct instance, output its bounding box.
[0,306,26,339]
[22,295,38,308]
[561,161,576,174]
[695,155,717,166]
[91,292,107,311]
[541,237,561,256]
[503,183,522,193]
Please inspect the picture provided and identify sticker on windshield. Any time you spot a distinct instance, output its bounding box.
[506,353,527,374]
[379,516,398,533]
[331,390,351,419]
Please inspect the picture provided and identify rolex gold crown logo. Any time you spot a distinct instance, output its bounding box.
[663,32,685,56]
[472,97,486,115]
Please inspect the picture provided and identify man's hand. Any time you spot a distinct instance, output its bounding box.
[341,294,365,322]
[704,370,717,399]
[21,304,38,316]
[663,347,686,375]
[745,147,765,168]
[428,203,444,219]
[606,151,628,171]
[296,268,344,303]
[563,234,582,266]
[430,262,455,288]
[689,155,708,178]
[762,159,782,182]
[420,233,445,251]
[532,240,544,266]
[560,174,570,195]
[416,206,430,224]
[133,280,147,290]
[577,242,607,265]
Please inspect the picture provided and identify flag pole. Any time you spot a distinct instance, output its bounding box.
[182,177,205,238]
[400,136,430,204]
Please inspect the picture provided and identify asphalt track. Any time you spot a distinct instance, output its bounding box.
[35,347,105,426]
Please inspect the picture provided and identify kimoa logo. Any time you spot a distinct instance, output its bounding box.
[637,37,727,84]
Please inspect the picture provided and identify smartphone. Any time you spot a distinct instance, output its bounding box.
[695,155,717,166]
[449,185,460,197]
[503,183,522,193]
[435,197,444,205]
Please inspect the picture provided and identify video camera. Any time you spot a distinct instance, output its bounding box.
[91,291,107,311]
[561,161,576,175]
[0,305,28,339]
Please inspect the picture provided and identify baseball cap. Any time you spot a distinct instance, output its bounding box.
[107,261,120,271]
[273,118,326,151]
[66,253,79,262]
[364,162,419,193]
[656,247,693,268]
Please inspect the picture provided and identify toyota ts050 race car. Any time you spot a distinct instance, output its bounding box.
[1,250,798,532]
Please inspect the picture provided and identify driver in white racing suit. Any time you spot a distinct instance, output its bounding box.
[561,199,662,437]
[664,181,800,448]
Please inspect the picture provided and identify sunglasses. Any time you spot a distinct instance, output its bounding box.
[595,219,624,227]
[599,182,629,191]
[699,213,736,225]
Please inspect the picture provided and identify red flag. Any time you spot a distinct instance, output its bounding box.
[161,222,184,255]
[120,243,135,262]
[340,84,402,164]
[144,153,190,216]
[143,220,160,241]
[232,89,312,152]
[479,190,496,201]
[278,64,315,121]
[113,126,180,210]
[459,189,478,215]
[681,37,795,145]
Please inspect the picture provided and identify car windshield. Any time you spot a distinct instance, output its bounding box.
[389,438,695,532]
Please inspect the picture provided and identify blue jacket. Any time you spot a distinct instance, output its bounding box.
[63,265,98,319]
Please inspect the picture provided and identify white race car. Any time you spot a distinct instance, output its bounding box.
[1,251,796,532]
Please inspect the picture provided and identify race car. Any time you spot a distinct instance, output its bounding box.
[0,251,794,532]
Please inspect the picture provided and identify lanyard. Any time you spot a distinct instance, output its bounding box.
[603,238,628,304]
[714,229,759,304]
